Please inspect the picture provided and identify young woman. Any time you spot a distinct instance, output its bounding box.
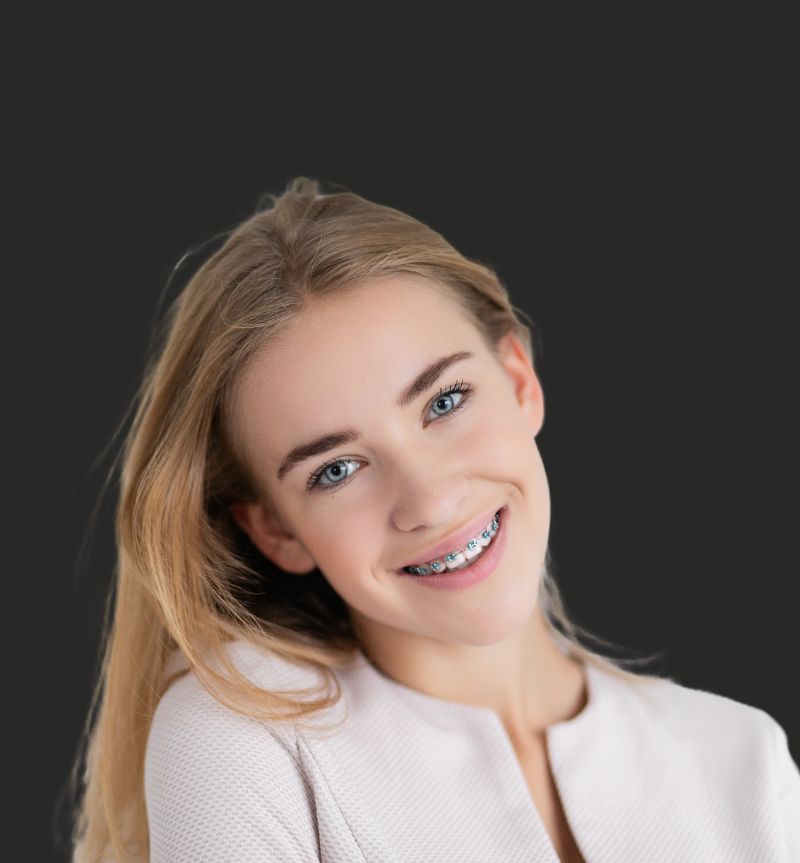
[70,178,799,862]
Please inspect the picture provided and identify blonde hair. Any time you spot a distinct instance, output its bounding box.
[67,177,670,861]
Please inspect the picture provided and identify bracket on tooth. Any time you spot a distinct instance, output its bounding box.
[406,513,500,576]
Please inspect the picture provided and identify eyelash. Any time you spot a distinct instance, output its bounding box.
[305,379,475,493]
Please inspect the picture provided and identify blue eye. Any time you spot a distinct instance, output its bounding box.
[307,458,361,491]
[305,380,474,492]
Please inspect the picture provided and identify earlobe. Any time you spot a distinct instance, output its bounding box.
[228,501,317,575]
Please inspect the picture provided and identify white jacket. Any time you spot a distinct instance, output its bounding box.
[145,639,800,862]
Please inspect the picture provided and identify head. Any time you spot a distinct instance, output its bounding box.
[226,271,551,656]
[132,175,564,664]
[70,177,667,862]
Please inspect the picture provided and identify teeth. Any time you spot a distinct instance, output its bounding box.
[463,539,483,560]
[444,551,466,570]
[404,510,502,576]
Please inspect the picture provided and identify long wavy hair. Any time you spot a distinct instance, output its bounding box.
[67,177,669,861]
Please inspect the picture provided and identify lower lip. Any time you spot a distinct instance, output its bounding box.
[395,506,509,591]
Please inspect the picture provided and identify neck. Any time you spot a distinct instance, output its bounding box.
[353,602,588,745]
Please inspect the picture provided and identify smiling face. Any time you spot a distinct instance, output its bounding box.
[228,273,550,655]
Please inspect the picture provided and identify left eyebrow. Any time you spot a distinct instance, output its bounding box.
[276,350,474,481]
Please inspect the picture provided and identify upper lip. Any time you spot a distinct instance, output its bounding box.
[395,505,503,569]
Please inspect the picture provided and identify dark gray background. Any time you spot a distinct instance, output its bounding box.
[9,24,795,863]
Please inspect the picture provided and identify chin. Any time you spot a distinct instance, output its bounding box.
[456,593,542,647]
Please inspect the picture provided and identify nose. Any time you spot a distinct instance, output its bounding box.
[389,465,471,533]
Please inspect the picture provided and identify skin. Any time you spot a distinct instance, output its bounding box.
[229,273,587,747]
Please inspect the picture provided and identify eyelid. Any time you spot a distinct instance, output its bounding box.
[305,380,475,492]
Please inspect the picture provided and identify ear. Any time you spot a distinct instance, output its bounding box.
[228,501,318,575]
[495,331,545,438]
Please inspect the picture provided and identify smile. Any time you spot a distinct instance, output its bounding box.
[403,510,501,576]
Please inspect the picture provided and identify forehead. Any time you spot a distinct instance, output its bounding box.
[240,274,481,389]
[231,275,484,465]
[296,273,470,342]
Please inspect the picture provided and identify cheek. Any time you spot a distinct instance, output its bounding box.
[463,399,551,528]
[463,396,539,475]
[304,518,383,594]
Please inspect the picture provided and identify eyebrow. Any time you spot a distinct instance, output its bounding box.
[276,350,474,481]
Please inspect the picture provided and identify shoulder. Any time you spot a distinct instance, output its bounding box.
[146,636,337,761]
[144,639,324,862]
[591,666,800,857]
[594,663,777,740]
[596,664,798,792]
[652,671,782,746]
[147,638,318,752]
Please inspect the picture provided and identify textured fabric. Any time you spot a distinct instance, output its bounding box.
[144,639,800,862]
